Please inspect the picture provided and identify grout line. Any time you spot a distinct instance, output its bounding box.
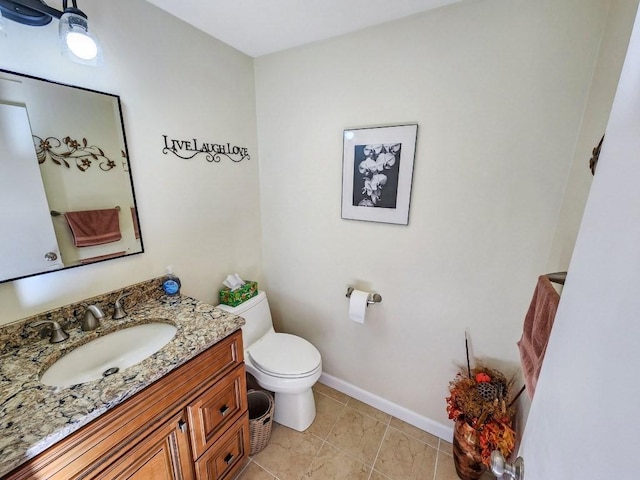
[342,401,392,427]
[432,451,439,480]
[300,396,349,479]
[250,458,282,480]
[322,386,440,449]
[313,385,349,405]
[366,422,390,480]
[316,396,389,477]
[437,438,453,456]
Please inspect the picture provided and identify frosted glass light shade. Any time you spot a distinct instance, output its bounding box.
[59,10,101,65]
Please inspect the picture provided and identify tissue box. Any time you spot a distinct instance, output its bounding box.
[219,281,258,307]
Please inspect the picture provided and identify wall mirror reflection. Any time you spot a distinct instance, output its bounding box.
[0,69,143,284]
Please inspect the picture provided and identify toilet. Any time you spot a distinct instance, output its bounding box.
[217,291,322,431]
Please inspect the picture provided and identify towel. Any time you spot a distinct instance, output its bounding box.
[131,207,140,239]
[64,208,122,247]
[80,251,127,264]
[517,275,560,399]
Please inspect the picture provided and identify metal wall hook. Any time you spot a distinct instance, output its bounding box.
[345,287,382,305]
[490,450,524,480]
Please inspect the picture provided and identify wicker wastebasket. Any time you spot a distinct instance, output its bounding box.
[248,390,274,455]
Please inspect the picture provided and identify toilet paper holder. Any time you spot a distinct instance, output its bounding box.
[345,287,382,305]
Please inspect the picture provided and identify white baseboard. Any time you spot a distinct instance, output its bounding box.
[319,373,454,442]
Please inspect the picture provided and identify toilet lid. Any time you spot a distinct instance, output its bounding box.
[248,333,321,378]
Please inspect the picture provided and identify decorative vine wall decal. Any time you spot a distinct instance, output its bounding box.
[33,135,118,171]
[162,135,250,163]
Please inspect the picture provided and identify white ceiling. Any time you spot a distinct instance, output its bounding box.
[145,0,463,57]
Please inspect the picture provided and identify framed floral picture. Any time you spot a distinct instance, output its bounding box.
[341,124,418,225]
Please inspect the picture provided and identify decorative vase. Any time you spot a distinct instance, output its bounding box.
[452,420,486,480]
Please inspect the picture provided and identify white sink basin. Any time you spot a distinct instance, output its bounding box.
[40,322,177,388]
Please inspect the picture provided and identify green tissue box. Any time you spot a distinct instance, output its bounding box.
[219,281,258,307]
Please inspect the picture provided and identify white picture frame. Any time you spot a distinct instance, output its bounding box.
[341,124,418,225]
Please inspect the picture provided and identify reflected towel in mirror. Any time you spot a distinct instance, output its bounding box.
[64,208,122,247]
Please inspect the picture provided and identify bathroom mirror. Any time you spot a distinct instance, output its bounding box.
[0,68,143,284]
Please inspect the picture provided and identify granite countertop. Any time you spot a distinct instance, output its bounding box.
[0,292,244,477]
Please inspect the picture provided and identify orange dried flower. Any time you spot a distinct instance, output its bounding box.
[446,365,516,466]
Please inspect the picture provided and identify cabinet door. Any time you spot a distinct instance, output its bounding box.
[187,365,247,460]
[98,412,195,480]
[194,415,249,480]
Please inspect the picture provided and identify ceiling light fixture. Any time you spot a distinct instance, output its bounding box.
[0,0,101,65]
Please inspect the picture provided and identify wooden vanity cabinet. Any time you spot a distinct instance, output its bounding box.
[6,330,249,480]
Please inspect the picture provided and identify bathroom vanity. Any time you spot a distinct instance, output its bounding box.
[0,278,249,480]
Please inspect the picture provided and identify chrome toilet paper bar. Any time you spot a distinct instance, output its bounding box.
[345,287,382,305]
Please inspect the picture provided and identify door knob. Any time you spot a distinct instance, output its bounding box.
[490,450,524,480]
[44,252,58,261]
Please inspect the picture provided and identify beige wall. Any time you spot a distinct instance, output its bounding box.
[547,0,639,270]
[254,0,614,430]
[0,0,262,325]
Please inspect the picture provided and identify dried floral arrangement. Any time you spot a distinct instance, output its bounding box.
[446,336,524,466]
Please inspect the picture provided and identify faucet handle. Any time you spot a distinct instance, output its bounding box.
[113,292,131,320]
[28,320,70,343]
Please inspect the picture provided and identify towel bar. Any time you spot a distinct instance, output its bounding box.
[545,271,567,285]
[51,206,121,216]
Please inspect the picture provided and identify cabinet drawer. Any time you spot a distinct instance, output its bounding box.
[187,364,247,460]
[194,414,249,480]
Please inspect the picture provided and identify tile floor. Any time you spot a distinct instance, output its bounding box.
[233,382,463,480]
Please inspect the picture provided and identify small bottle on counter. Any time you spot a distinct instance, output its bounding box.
[162,266,181,296]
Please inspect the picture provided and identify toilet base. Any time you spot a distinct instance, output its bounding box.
[273,388,316,432]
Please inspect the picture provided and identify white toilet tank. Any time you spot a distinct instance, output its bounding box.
[217,291,274,347]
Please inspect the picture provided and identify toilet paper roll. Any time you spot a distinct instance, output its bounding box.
[349,289,369,324]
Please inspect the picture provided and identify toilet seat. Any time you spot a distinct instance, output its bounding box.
[248,332,321,379]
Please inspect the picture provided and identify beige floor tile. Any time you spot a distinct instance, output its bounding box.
[307,390,346,439]
[313,382,350,404]
[374,426,438,480]
[304,443,371,479]
[252,423,323,480]
[389,417,439,448]
[326,406,387,464]
[347,398,391,424]
[234,460,276,480]
[434,452,459,480]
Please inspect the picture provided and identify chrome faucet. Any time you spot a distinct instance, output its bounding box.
[82,305,105,331]
[29,320,70,343]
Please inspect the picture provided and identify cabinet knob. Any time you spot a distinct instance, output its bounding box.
[219,404,229,416]
[44,252,58,261]
[224,453,234,465]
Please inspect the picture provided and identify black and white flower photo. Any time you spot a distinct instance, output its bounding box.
[352,143,401,208]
